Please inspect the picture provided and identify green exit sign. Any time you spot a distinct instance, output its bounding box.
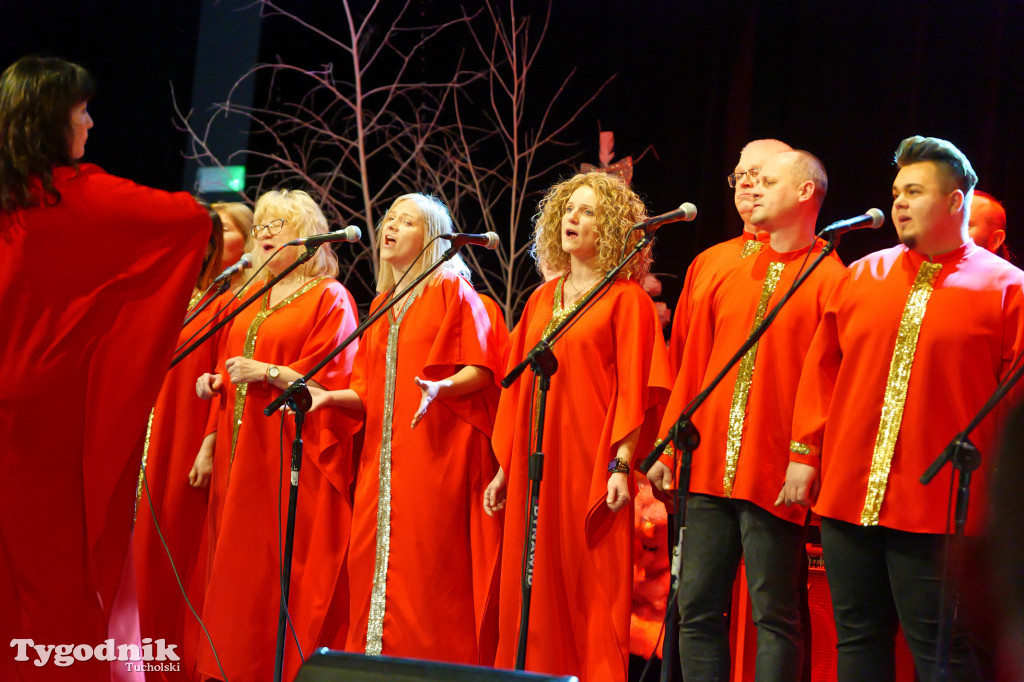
[197,165,245,193]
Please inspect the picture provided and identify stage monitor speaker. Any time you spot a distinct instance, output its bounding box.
[296,649,580,682]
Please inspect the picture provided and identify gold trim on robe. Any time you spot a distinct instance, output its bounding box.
[723,261,785,496]
[789,441,816,456]
[135,290,205,517]
[861,261,941,525]
[366,291,420,656]
[739,240,765,258]
[229,277,327,465]
[530,276,601,443]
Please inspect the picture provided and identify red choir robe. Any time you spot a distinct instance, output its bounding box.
[0,164,209,681]
[668,231,768,372]
[343,272,505,665]
[791,242,1024,535]
[660,240,845,522]
[132,289,235,681]
[196,277,358,681]
[492,277,672,681]
[479,293,511,369]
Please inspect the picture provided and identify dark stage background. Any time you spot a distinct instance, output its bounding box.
[4,0,1023,312]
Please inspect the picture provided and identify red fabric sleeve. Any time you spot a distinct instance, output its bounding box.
[285,280,359,391]
[790,272,849,468]
[421,274,506,438]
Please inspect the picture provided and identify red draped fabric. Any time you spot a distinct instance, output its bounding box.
[492,277,672,681]
[196,278,358,681]
[0,164,209,681]
[344,272,505,665]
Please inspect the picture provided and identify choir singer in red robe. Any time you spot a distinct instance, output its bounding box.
[307,193,506,666]
[0,56,212,681]
[484,171,673,681]
[194,189,359,681]
[786,136,1024,680]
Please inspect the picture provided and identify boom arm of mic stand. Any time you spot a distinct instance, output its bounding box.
[170,245,320,368]
[638,237,838,473]
[182,277,231,328]
[503,233,654,389]
[922,354,1024,484]
[264,244,466,416]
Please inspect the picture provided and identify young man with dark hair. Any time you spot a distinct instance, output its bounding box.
[786,135,1024,680]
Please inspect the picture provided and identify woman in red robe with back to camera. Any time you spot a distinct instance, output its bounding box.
[132,202,253,681]
[307,193,505,666]
[0,56,212,682]
[193,189,359,681]
[484,171,673,682]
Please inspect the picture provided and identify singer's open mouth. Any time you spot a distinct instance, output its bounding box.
[384,235,396,246]
[564,229,578,239]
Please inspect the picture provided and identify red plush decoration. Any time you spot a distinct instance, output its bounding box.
[630,475,670,657]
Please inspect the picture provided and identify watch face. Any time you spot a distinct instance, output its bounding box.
[269,366,280,379]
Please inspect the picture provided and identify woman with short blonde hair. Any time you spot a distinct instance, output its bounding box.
[193,188,359,680]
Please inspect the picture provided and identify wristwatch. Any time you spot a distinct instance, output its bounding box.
[266,365,281,384]
[607,457,631,475]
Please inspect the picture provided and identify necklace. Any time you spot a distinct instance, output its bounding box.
[564,271,603,306]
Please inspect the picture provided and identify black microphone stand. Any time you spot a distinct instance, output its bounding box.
[160,239,338,682]
[920,354,1024,681]
[182,277,231,328]
[169,246,320,368]
[272,379,312,682]
[264,243,473,682]
[637,235,840,682]
[502,229,654,670]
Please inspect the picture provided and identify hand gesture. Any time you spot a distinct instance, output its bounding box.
[606,473,631,512]
[188,436,215,488]
[411,376,451,428]
[775,462,819,507]
[483,468,507,516]
[225,357,267,385]
[196,373,222,399]
[646,460,674,491]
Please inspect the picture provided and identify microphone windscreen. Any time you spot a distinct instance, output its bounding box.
[866,208,885,228]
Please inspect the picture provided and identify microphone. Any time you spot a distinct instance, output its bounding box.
[211,253,252,284]
[636,203,698,232]
[818,208,885,238]
[442,232,500,250]
[286,226,362,247]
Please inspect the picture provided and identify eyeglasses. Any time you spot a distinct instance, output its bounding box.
[250,218,287,238]
[727,168,760,188]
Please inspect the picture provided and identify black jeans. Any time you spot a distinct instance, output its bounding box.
[820,517,982,682]
[677,494,806,682]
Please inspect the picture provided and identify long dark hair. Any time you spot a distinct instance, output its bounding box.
[0,56,96,210]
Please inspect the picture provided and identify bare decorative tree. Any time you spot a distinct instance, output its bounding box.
[176,0,611,323]
[425,0,613,323]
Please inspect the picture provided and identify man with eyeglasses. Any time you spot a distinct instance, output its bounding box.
[666,139,792,369]
[649,147,841,681]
